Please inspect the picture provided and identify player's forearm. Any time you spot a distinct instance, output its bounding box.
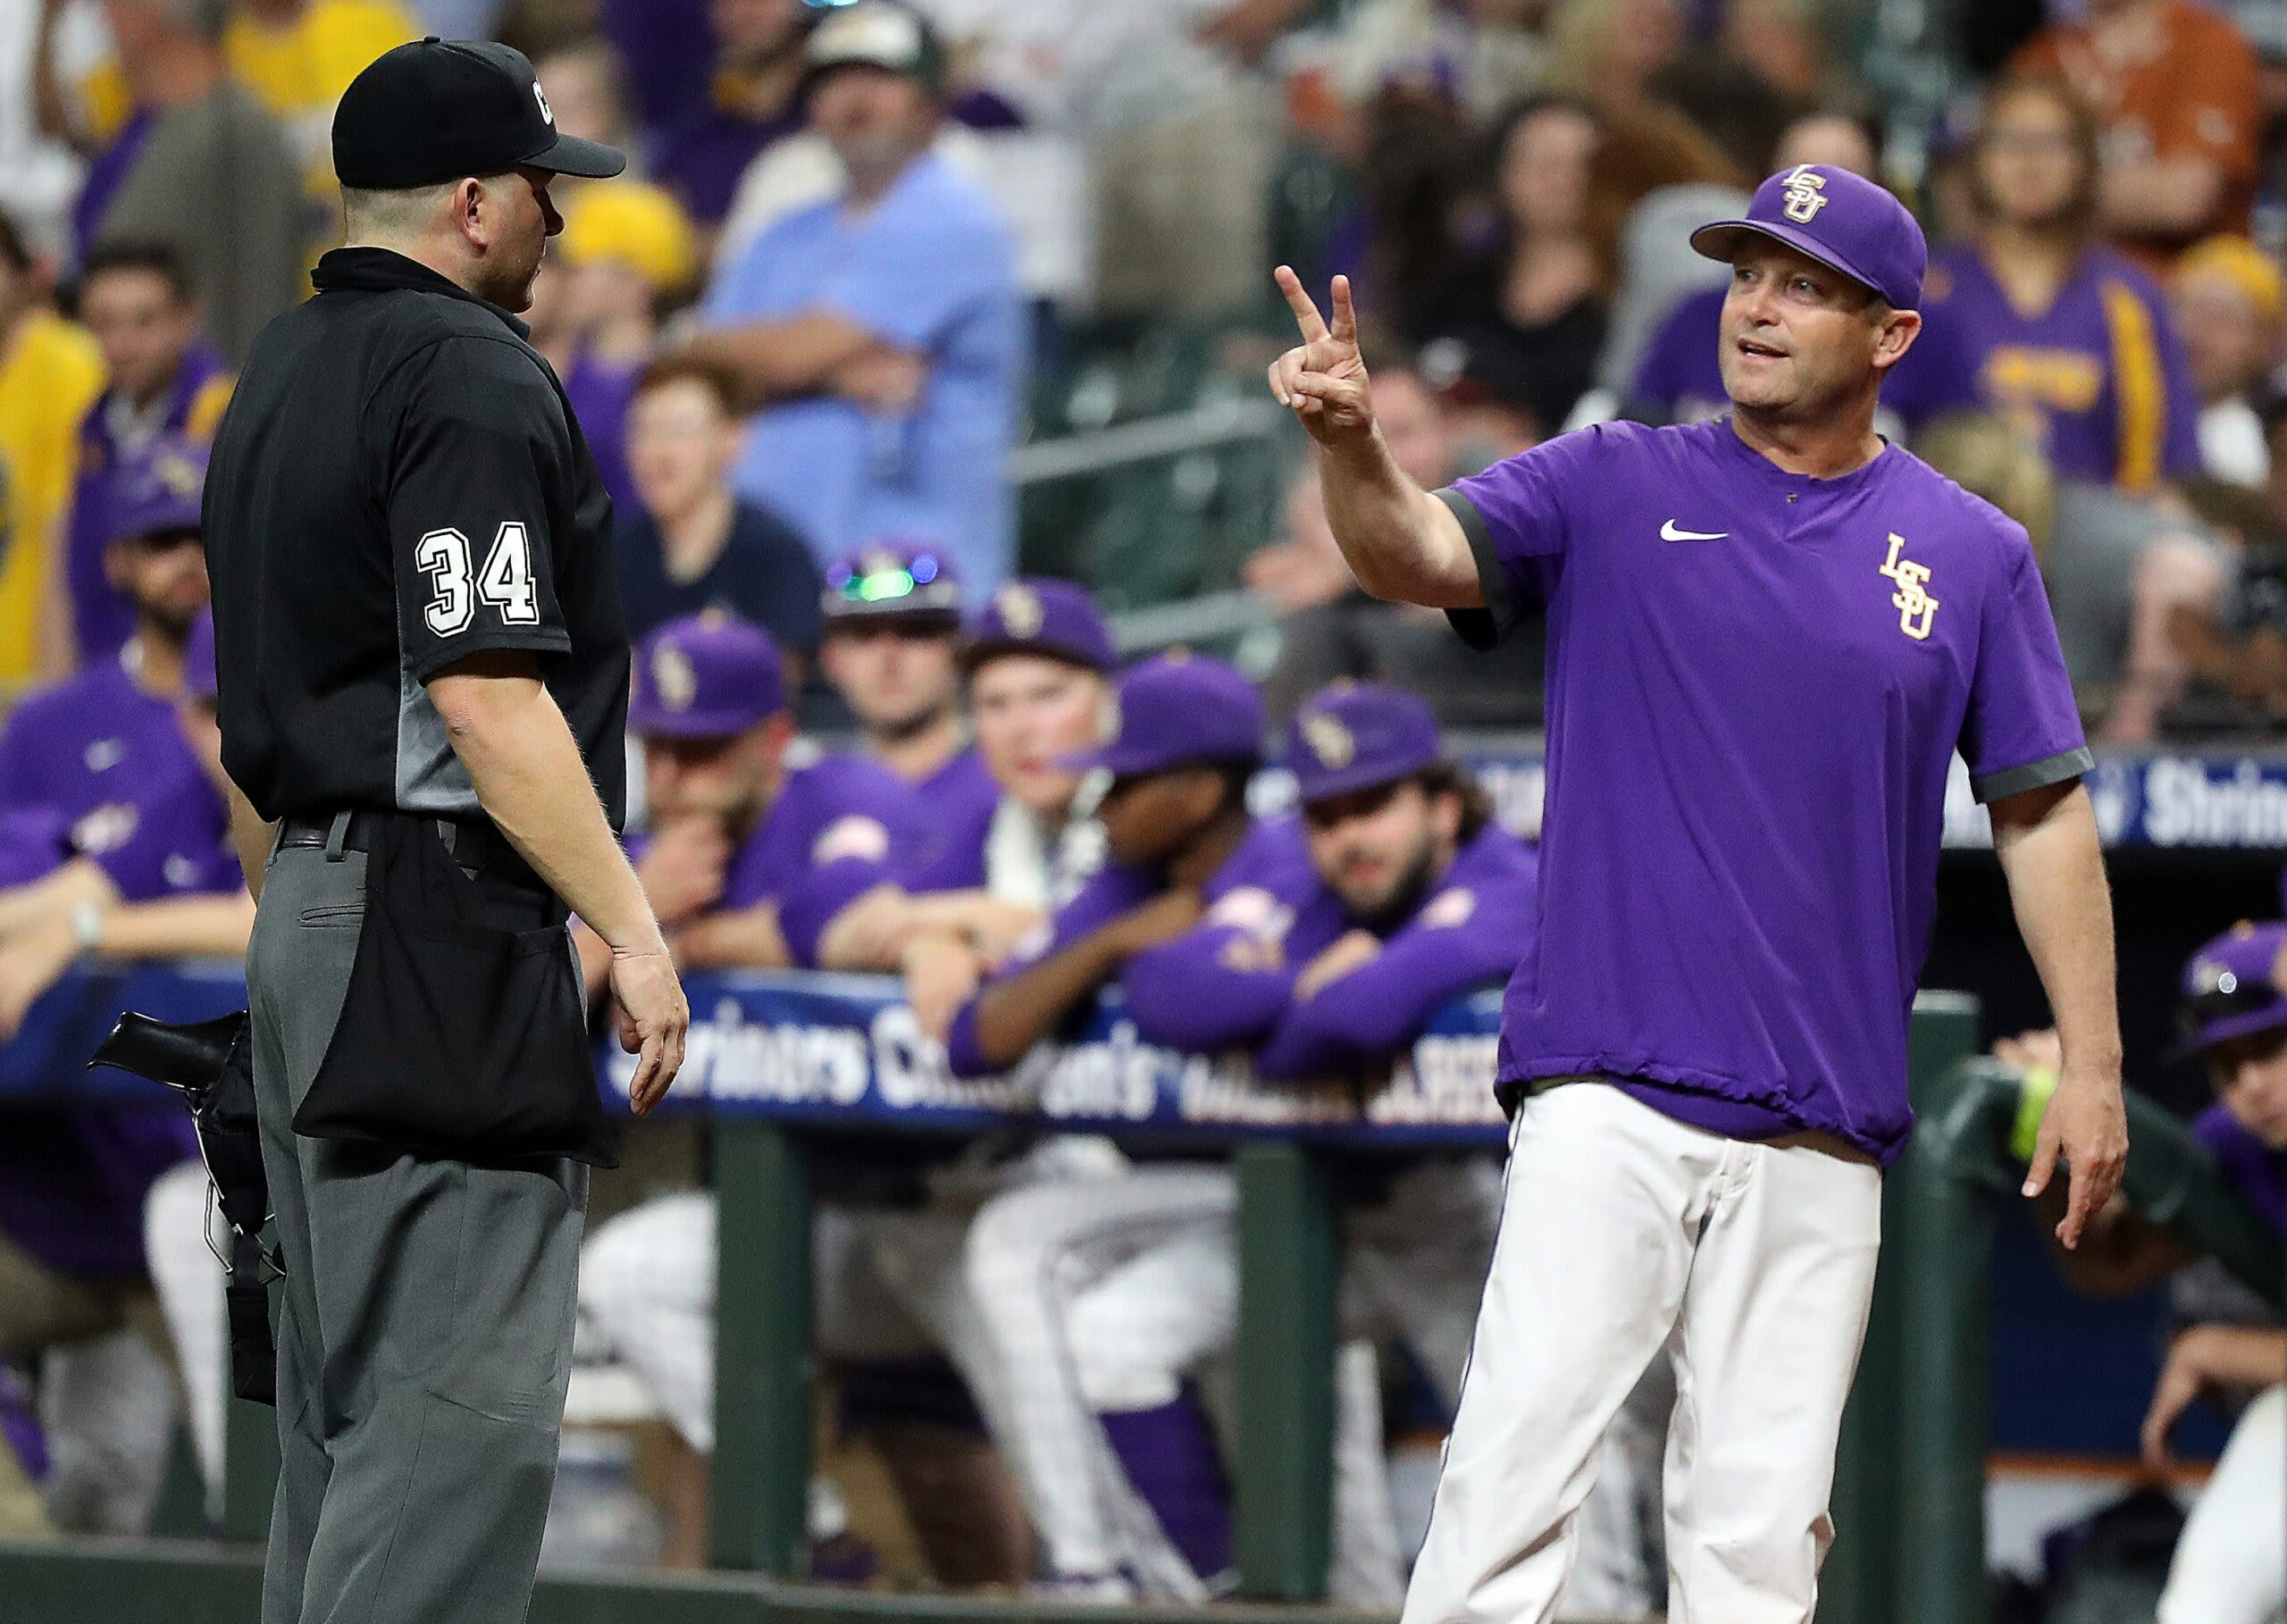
[968,933,1127,1069]
[1992,783,2123,1081]
[674,903,791,970]
[2192,1325,2287,1391]
[91,891,256,959]
[2099,156,2228,238]
[0,858,115,937]
[1319,434,1481,607]
[226,783,277,906]
[430,670,666,955]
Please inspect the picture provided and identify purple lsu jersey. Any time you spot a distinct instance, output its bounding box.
[1445,417,2089,1163]
[711,749,926,965]
[898,748,1004,895]
[1885,244,2199,492]
[942,817,1312,1078]
[1125,821,1539,1078]
[2195,1102,2287,1235]
[0,652,238,904]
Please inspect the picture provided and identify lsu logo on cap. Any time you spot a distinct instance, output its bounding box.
[1780,164,1830,224]
[652,644,699,712]
[1301,709,1355,769]
[995,583,1044,638]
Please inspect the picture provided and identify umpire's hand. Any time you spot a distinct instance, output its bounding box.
[611,944,688,1115]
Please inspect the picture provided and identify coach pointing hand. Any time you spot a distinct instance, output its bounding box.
[1274,166,2127,1624]
[202,38,685,1624]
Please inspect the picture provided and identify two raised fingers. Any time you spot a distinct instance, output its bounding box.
[1274,264,1356,346]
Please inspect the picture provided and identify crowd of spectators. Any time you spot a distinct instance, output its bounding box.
[2,1,2287,736]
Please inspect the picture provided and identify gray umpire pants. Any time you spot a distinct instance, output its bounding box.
[247,839,587,1624]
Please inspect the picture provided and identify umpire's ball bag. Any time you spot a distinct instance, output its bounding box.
[293,813,622,1168]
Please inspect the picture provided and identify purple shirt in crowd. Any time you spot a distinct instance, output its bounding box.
[2194,1102,2287,1235]
[1628,285,1729,424]
[65,340,233,661]
[561,347,640,519]
[0,650,236,902]
[942,818,1313,1078]
[1445,417,2090,1163]
[898,748,1004,895]
[0,657,238,1281]
[1886,244,2200,490]
[1125,822,1539,1078]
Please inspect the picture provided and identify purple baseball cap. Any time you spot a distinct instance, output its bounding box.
[107,436,208,548]
[1286,682,1441,804]
[627,609,784,739]
[182,609,218,704]
[2172,921,2287,1059]
[822,541,962,625]
[1689,163,1926,312]
[1062,651,1262,777]
[960,579,1116,674]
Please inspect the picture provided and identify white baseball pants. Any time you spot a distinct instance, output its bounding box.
[1403,1081,1881,1624]
[2157,1382,2284,1624]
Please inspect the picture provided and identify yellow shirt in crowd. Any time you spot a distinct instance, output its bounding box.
[0,314,105,691]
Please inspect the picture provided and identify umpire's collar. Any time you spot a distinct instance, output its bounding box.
[311,247,532,340]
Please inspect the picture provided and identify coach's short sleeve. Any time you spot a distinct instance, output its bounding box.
[384,337,575,684]
[1960,525,2093,803]
[1439,427,1599,649]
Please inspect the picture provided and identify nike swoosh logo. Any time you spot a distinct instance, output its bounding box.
[1661,521,1729,542]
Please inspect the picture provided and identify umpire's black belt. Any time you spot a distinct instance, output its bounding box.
[278,811,532,882]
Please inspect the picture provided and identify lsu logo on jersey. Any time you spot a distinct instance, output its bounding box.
[1780,164,1830,224]
[1879,532,1939,640]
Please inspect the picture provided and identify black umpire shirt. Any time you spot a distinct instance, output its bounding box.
[203,247,630,828]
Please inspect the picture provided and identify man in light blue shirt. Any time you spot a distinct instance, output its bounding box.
[691,1,1025,594]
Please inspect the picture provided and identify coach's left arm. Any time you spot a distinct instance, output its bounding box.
[1989,777,2129,1250]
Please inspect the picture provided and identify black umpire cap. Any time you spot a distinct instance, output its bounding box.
[333,38,626,189]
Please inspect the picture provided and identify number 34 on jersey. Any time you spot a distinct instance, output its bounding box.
[417,521,540,634]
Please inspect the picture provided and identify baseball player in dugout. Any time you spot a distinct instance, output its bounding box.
[197,38,688,1624]
[1269,163,2132,1621]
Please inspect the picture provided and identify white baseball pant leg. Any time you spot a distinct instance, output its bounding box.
[1402,1082,1881,1624]
[2157,1383,2285,1624]
[1061,1191,1405,1605]
[578,1193,939,1453]
[38,1327,177,1534]
[1350,1155,1667,1617]
[958,1165,1235,1595]
[143,1159,227,1511]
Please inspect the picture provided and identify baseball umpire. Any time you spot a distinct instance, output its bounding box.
[1269,165,2132,1621]
[200,38,688,1624]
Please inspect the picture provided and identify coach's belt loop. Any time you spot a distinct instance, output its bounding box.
[323,810,353,862]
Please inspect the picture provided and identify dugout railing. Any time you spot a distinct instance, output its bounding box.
[1826,1010,2286,1624]
[2,992,2022,1624]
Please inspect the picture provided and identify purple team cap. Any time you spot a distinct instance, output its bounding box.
[627,609,784,739]
[1286,681,1441,804]
[822,541,961,625]
[183,609,218,704]
[106,436,209,548]
[1062,651,1262,777]
[960,579,1116,674]
[1689,163,1926,312]
[2172,921,2287,1059]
